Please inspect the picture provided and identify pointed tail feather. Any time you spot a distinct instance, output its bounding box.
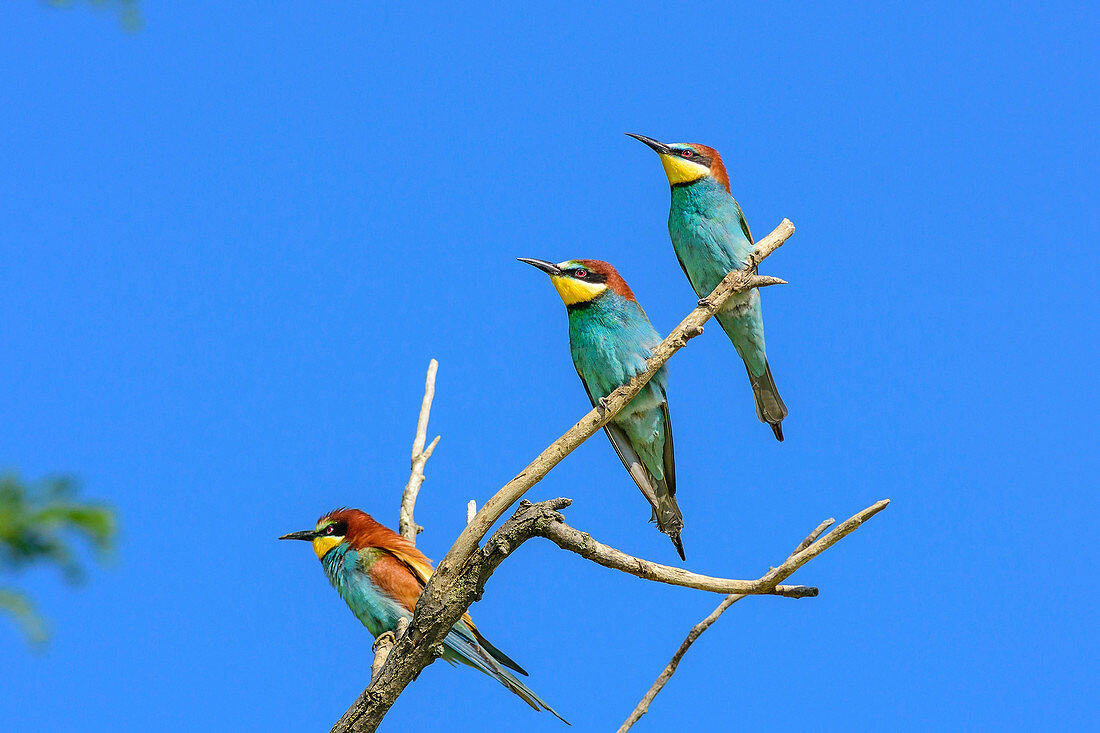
[471,627,528,676]
[445,626,570,724]
[670,533,686,562]
[489,661,570,725]
[603,421,686,560]
[746,360,787,442]
[653,493,685,561]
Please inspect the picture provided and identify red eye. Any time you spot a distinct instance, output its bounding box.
[575,269,588,279]
[680,149,693,158]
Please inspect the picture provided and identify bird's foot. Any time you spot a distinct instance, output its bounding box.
[372,631,396,653]
[597,396,611,414]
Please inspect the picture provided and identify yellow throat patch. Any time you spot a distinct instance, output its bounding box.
[658,153,710,186]
[312,535,341,559]
[550,275,607,306]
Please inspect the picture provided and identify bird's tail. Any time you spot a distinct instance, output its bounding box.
[651,492,685,561]
[445,626,570,725]
[746,360,787,442]
[484,656,570,725]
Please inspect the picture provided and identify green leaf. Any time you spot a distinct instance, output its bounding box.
[0,588,48,645]
[0,473,118,646]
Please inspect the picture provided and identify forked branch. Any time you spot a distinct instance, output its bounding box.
[333,496,889,733]
[398,359,441,541]
[616,506,889,731]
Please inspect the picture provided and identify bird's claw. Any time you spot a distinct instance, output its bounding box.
[597,396,611,414]
[372,631,396,652]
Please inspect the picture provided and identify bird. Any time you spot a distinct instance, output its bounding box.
[517,257,685,560]
[626,133,788,441]
[279,508,567,723]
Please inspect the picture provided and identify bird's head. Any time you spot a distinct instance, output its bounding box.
[625,133,730,192]
[516,258,636,307]
[279,508,377,560]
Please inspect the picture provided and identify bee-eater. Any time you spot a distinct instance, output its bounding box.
[627,133,788,441]
[279,508,566,723]
[517,258,685,560]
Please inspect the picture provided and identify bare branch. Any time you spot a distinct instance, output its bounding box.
[616,594,741,733]
[370,618,407,682]
[793,518,836,555]
[536,512,817,598]
[332,494,888,732]
[749,274,788,288]
[617,505,887,732]
[398,359,441,542]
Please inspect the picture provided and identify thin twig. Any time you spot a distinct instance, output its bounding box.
[369,617,407,682]
[617,516,841,731]
[398,359,441,542]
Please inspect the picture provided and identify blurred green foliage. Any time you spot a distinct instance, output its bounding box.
[0,474,116,645]
[45,0,143,32]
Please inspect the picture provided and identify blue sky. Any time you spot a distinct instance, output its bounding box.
[2,1,1097,730]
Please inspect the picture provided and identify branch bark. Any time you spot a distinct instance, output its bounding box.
[535,510,817,597]
[398,359,441,542]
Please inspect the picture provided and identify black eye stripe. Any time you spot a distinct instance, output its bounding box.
[569,267,608,284]
[672,148,711,166]
[320,521,346,536]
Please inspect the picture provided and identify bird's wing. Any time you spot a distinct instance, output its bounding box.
[385,543,434,588]
[737,206,754,248]
[378,541,529,676]
[363,552,428,614]
[573,364,662,515]
[727,199,760,273]
[377,544,472,624]
[661,396,676,499]
[603,421,662,516]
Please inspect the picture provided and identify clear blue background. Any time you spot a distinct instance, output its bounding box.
[2,2,1097,730]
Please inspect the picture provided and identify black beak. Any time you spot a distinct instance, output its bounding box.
[279,529,317,541]
[625,132,671,155]
[517,257,563,276]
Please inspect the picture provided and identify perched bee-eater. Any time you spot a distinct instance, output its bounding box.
[279,508,566,723]
[518,258,685,560]
[627,133,788,441]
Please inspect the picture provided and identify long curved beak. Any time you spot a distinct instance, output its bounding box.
[626,132,671,155]
[517,257,563,276]
[279,529,317,541]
